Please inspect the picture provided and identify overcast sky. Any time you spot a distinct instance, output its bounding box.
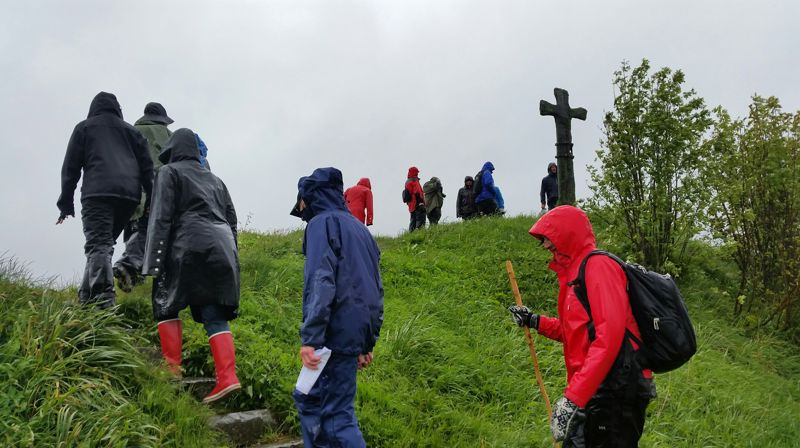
[1,1,798,283]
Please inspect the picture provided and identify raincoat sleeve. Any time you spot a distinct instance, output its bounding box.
[540,177,547,203]
[537,315,564,342]
[365,189,374,226]
[366,248,384,353]
[564,257,628,408]
[142,168,177,277]
[57,124,85,215]
[223,183,238,247]
[132,131,154,209]
[300,217,341,348]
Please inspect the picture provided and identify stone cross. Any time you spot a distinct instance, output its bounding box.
[539,88,587,206]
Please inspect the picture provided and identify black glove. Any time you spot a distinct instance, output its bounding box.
[551,396,585,442]
[58,206,75,220]
[508,305,539,329]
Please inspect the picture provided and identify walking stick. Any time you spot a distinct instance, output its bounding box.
[506,260,553,425]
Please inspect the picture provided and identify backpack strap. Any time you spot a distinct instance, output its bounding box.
[568,250,643,349]
[567,250,612,342]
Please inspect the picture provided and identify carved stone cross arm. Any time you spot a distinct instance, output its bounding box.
[539,88,587,144]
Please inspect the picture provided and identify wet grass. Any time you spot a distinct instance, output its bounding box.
[4,215,800,446]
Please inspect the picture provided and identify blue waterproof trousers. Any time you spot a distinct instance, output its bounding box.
[293,353,365,448]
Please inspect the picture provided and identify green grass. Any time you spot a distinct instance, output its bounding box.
[3,215,800,446]
[0,256,222,447]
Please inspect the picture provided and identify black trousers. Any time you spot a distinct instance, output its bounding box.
[79,197,138,308]
[564,338,655,448]
[477,199,498,216]
[426,207,442,225]
[547,197,559,210]
[408,207,426,232]
[115,215,148,276]
[564,391,651,448]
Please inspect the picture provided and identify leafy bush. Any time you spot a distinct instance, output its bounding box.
[588,59,712,272]
[701,96,800,339]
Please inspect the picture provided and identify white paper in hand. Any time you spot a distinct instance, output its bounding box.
[295,347,332,395]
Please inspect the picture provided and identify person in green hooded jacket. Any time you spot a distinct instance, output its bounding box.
[113,102,174,292]
[422,177,446,225]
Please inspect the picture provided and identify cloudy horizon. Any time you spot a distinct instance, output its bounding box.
[1,1,798,284]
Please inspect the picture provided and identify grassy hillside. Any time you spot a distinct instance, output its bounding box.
[0,258,222,447]
[3,215,800,446]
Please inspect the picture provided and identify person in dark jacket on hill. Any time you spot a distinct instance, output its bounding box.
[114,102,174,293]
[475,161,498,216]
[456,176,478,220]
[540,162,559,211]
[508,206,655,447]
[404,166,426,231]
[56,91,153,309]
[423,176,446,225]
[291,167,384,448]
[344,177,374,226]
[142,128,241,404]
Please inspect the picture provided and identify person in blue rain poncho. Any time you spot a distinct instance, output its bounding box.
[290,167,384,448]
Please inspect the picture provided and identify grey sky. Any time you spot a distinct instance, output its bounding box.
[1,1,798,283]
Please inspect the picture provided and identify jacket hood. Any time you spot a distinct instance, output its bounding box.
[357,177,371,189]
[547,162,557,174]
[137,102,174,125]
[407,166,419,178]
[529,205,596,263]
[429,176,440,183]
[482,161,495,172]
[464,176,474,185]
[159,128,201,164]
[88,92,122,119]
[299,167,348,220]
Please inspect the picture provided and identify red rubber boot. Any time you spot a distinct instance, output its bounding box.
[203,331,241,403]
[157,319,182,377]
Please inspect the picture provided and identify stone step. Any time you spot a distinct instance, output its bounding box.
[251,439,304,448]
[181,377,216,401]
[136,346,163,364]
[208,409,276,446]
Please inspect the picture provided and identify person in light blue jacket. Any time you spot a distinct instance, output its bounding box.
[290,167,384,448]
[494,186,506,215]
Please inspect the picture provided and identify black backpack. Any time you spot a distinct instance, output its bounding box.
[402,187,411,203]
[568,250,697,374]
[472,171,484,196]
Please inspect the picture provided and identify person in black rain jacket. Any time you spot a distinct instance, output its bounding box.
[142,128,241,404]
[56,91,153,309]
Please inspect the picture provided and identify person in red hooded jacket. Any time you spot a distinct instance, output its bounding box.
[404,166,426,232]
[344,178,374,226]
[508,206,655,447]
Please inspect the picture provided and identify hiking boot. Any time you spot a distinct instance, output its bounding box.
[113,265,133,293]
[203,331,241,404]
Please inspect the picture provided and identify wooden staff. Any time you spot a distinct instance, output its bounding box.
[506,260,553,424]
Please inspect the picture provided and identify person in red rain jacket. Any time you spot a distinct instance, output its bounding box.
[344,178,374,226]
[508,205,655,447]
[404,166,425,232]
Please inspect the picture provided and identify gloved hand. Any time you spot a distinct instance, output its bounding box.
[550,396,585,442]
[56,210,74,225]
[508,305,539,329]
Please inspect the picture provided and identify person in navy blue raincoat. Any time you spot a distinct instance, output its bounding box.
[290,167,384,448]
[475,161,499,216]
